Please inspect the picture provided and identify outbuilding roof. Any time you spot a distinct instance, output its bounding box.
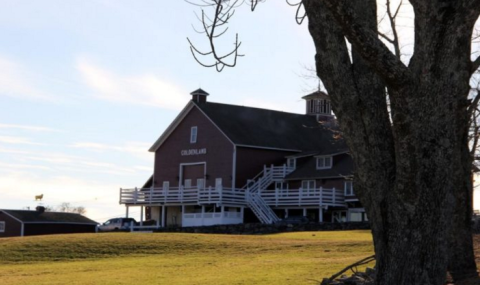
[195,101,347,153]
[1,210,98,224]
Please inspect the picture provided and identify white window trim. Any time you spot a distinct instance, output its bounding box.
[301,180,316,191]
[190,126,198,143]
[287,158,296,169]
[344,181,354,196]
[316,156,332,170]
[0,221,5,233]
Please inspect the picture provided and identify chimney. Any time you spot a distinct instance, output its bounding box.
[301,90,334,123]
[36,206,45,213]
[190,88,209,103]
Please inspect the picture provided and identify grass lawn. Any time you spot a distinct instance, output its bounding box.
[0,230,373,285]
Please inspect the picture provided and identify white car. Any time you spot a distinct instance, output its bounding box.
[98,218,137,231]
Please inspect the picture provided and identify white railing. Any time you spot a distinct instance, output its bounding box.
[182,211,243,227]
[259,187,345,207]
[119,186,247,206]
[245,164,294,224]
[120,185,346,208]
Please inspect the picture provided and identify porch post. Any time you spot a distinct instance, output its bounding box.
[319,207,323,222]
[303,208,307,217]
[201,205,205,226]
[161,206,166,227]
[156,207,160,228]
[125,206,129,218]
[140,206,144,226]
[241,207,245,223]
[221,206,225,224]
[182,205,185,226]
[285,208,289,218]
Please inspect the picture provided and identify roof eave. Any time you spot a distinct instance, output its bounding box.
[284,175,350,181]
[149,102,195,152]
[314,150,349,157]
[235,144,300,152]
[23,221,98,225]
[0,210,24,224]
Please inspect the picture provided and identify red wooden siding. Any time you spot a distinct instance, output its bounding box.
[0,212,22,238]
[154,107,234,188]
[235,147,295,188]
[182,164,205,186]
[24,223,97,236]
[288,178,345,190]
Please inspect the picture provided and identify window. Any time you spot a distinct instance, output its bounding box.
[316,156,332,169]
[348,209,367,222]
[349,212,363,222]
[0,221,4,233]
[345,181,354,196]
[190,126,198,143]
[287,158,296,169]
[301,180,316,191]
[308,99,331,114]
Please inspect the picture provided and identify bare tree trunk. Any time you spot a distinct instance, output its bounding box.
[188,0,480,283]
[303,0,480,284]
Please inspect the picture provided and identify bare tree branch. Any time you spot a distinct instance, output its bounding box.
[286,0,307,25]
[187,0,245,72]
[378,31,394,44]
[385,0,401,59]
[471,55,480,74]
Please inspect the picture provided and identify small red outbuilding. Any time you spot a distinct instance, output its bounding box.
[0,207,98,238]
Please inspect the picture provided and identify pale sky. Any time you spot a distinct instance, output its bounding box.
[0,1,478,222]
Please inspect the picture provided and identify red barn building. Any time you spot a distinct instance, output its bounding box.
[120,89,365,227]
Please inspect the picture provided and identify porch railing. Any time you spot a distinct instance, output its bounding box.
[120,185,345,208]
[119,186,247,206]
[259,187,345,207]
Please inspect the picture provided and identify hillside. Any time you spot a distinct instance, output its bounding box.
[0,231,373,285]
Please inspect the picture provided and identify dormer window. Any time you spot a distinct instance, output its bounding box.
[345,181,354,196]
[316,156,332,169]
[190,126,197,143]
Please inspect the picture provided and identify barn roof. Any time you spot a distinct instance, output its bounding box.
[194,101,347,153]
[0,210,98,225]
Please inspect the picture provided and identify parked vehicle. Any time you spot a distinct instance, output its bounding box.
[98,218,137,232]
[275,216,310,225]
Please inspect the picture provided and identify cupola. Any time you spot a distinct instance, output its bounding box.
[190,88,209,103]
[302,90,333,122]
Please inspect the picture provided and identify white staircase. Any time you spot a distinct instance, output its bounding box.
[245,165,294,224]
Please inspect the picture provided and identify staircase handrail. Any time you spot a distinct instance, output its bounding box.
[241,165,269,190]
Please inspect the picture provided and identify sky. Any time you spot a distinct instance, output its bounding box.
[0,1,478,222]
[0,0,322,222]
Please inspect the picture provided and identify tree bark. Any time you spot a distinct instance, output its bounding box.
[304,0,480,284]
[448,133,478,283]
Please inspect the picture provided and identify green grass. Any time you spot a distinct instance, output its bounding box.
[0,230,373,285]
